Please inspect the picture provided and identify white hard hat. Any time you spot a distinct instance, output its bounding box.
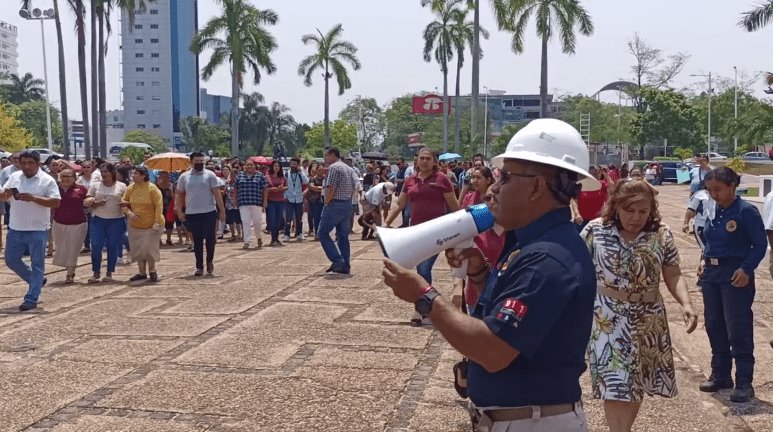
[382,182,396,194]
[492,119,601,191]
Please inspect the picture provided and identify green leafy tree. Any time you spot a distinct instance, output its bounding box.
[303,120,357,157]
[180,117,230,153]
[0,104,33,151]
[626,33,689,118]
[15,101,64,148]
[298,24,361,148]
[630,87,703,152]
[492,0,593,118]
[338,97,385,151]
[556,94,634,144]
[119,146,146,164]
[0,73,45,105]
[191,0,278,156]
[124,130,168,153]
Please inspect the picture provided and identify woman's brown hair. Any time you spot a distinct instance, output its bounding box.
[600,179,662,232]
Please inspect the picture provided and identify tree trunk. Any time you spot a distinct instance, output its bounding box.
[98,10,107,158]
[90,1,99,156]
[454,58,462,153]
[470,0,480,148]
[539,35,549,119]
[323,62,330,148]
[53,0,70,158]
[76,1,90,159]
[442,65,449,153]
[230,69,240,157]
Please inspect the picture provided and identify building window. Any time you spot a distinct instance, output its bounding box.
[136,96,144,101]
[151,53,159,58]
[1,43,7,49]
[150,9,158,15]
[135,67,144,72]
[134,24,142,30]
[137,124,146,129]
[150,38,159,44]
[151,81,160,86]
[153,124,161,129]
[136,81,144,86]
[135,53,144,58]
[137,110,146,115]
[152,96,161,101]
[135,38,143,43]
[150,24,159,29]
[135,9,143,15]
[151,67,160,72]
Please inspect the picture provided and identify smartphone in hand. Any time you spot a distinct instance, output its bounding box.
[10,187,19,199]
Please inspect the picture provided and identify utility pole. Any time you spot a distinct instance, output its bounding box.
[734,66,738,154]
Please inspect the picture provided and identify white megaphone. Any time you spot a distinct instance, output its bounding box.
[376,204,495,278]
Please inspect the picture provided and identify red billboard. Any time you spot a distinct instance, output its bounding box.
[412,94,451,115]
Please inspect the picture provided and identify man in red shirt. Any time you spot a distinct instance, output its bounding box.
[574,166,608,231]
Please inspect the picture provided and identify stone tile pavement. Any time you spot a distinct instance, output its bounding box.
[0,185,771,431]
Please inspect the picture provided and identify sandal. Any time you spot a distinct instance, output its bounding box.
[64,274,75,284]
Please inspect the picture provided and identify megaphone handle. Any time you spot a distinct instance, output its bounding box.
[450,239,474,279]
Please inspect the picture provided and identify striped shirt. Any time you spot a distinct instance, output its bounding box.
[326,161,356,201]
[234,171,268,207]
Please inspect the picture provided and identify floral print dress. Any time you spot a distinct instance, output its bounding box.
[580,219,680,402]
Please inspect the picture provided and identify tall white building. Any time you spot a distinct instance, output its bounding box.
[0,20,19,77]
[120,0,199,150]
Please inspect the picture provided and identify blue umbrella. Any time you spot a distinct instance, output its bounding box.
[439,152,462,161]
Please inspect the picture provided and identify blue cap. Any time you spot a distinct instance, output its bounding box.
[467,203,495,233]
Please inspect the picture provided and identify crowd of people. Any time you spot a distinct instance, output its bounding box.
[2,120,772,431]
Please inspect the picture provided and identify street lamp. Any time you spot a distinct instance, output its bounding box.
[691,72,712,156]
[733,66,738,154]
[19,3,55,152]
[483,86,489,158]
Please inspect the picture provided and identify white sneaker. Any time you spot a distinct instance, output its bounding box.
[283,235,290,242]
[297,234,305,242]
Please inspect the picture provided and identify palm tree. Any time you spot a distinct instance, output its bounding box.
[90,0,99,156]
[450,10,488,152]
[422,0,465,152]
[492,0,593,118]
[265,101,296,152]
[52,0,70,157]
[0,73,45,104]
[68,0,91,159]
[298,24,361,148]
[238,91,268,152]
[191,0,279,157]
[740,1,773,31]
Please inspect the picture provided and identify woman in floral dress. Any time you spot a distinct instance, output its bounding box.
[580,179,698,432]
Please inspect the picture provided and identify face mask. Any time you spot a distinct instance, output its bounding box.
[193,163,204,172]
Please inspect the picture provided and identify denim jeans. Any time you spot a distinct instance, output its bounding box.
[6,229,47,304]
[400,203,411,228]
[266,201,284,242]
[185,211,217,270]
[417,254,439,284]
[284,201,304,237]
[90,216,125,274]
[317,200,352,268]
[83,213,92,248]
[308,201,324,234]
[702,262,756,385]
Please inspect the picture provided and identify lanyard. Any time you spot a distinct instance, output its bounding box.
[290,172,300,190]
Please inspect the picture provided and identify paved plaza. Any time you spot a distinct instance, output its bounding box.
[0,185,771,431]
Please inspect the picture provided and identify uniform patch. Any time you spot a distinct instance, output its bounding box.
[496,298,527,327]
[497,249,520,275]
[726,220,737,233]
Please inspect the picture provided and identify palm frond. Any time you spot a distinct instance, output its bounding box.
[739,0,773,32]
[330,58,353,95]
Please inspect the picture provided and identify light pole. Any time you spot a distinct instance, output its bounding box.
[733,66,738,154]
[483,86,489,159]
[20,4,55,151]
[691,72,712,156]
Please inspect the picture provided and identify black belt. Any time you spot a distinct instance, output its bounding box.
[704,257,743,267]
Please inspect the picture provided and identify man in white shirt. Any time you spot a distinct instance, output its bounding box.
[0,150,61,311]
[763,190,773,349]
[0,153,20,226]
[359,182,395,240]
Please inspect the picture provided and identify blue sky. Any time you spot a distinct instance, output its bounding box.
[4,0,772,124]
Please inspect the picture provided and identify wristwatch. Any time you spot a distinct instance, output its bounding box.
[415,286,440,317]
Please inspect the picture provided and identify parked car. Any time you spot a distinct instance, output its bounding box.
[742,151,769,161]
[660,161,691,184]
[702,152,727,160]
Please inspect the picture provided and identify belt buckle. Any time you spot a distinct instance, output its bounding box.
[709,258,719,266]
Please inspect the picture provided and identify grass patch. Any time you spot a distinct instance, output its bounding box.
[743,187,759,197]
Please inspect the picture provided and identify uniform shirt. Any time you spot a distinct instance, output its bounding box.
[403,171,453,226]
[2,169,61,231]
[689,166,708,188]
[284,170,309,203]
[468,207,596,407]
[688,190,714,230]
[177,169,219,215]
[234,171,268,207]
[53,184,88,225]
[326,160,356,201]
[763,191,773,231]
[704,197,767,275]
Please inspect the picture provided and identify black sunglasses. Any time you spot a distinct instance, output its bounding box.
[500,169,536,184]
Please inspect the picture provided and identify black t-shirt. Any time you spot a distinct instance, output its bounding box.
[468,208,596,407]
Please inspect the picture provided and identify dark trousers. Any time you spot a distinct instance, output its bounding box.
[83,213,92,249]
[284,201,304,237]
[702,262,756,385]
[308,201,323,234]
[186,211,217,270]
[266,201,284,242]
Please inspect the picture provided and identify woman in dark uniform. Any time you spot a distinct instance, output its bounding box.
[699,167,766,403]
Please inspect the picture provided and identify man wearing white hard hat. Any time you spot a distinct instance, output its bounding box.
[383,119,598,431]
[359,181,395,240]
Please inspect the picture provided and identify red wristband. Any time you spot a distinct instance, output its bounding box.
[418,285,434,297]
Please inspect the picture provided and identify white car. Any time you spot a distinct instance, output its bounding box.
[27,148,64,163]
[703,152,727,160]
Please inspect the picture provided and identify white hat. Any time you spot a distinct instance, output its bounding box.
[491,119,600,191]
[382,182,396,195]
